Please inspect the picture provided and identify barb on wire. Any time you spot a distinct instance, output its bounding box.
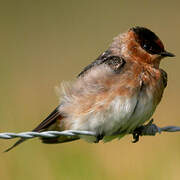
[0,119,180,141]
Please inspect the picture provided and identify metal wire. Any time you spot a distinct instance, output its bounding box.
[0,130,96,139]
[1,121,180,140]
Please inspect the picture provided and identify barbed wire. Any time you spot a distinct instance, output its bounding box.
[0,119,180,140]
[0,130,96,139]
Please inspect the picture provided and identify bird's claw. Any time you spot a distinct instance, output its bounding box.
[132,126,144,143]
[132,119,161,143]
[94,134,104,143]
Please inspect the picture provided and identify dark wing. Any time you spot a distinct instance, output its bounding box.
[33,105,80,144]
[78,50,112,77]
[78,49,125,77]
[33,105,62,132]
[160,69,168,88]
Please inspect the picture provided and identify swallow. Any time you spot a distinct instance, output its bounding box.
[5,26,175,152]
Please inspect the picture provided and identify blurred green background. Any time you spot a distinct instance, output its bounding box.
[0,0,180,179]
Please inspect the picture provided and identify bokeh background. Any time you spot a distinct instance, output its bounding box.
[0,0,180,179]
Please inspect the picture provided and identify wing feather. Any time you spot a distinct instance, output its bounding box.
[33,105,62,132]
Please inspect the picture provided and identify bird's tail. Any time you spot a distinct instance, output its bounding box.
[4,105,63,152]
[4,138,26,153]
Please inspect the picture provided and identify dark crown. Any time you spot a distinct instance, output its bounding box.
[131,26,164,55]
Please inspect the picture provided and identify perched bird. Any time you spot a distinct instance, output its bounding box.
[5,26,175,152]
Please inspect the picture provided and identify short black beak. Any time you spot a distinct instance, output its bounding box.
[160,51,175,57]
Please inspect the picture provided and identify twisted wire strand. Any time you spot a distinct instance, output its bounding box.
[1,123,180,140]
[0,130,96,139]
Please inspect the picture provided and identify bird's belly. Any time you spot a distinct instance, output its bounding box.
[125,94,156,133]
[100,92,156,136]
[71,90,158,142]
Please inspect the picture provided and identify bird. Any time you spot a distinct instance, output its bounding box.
[5,26,175,152]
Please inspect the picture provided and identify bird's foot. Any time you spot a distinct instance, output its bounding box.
[132,126,144,143]
[132,119,161,143]
[94,134,104,143]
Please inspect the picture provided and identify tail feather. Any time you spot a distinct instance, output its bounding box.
[41,136,79,144]
[4,105,62,152]
[4,138,26,153]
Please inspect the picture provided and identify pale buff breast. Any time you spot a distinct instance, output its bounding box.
[59,63,165,142]
[120,67,165,133]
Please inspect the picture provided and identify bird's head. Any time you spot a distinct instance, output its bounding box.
[110,26,175,67]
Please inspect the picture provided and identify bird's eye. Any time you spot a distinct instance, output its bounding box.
[132,27,164,55]
[143,44,148,49]
[141,41,161,55]
[143,42,152,51]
